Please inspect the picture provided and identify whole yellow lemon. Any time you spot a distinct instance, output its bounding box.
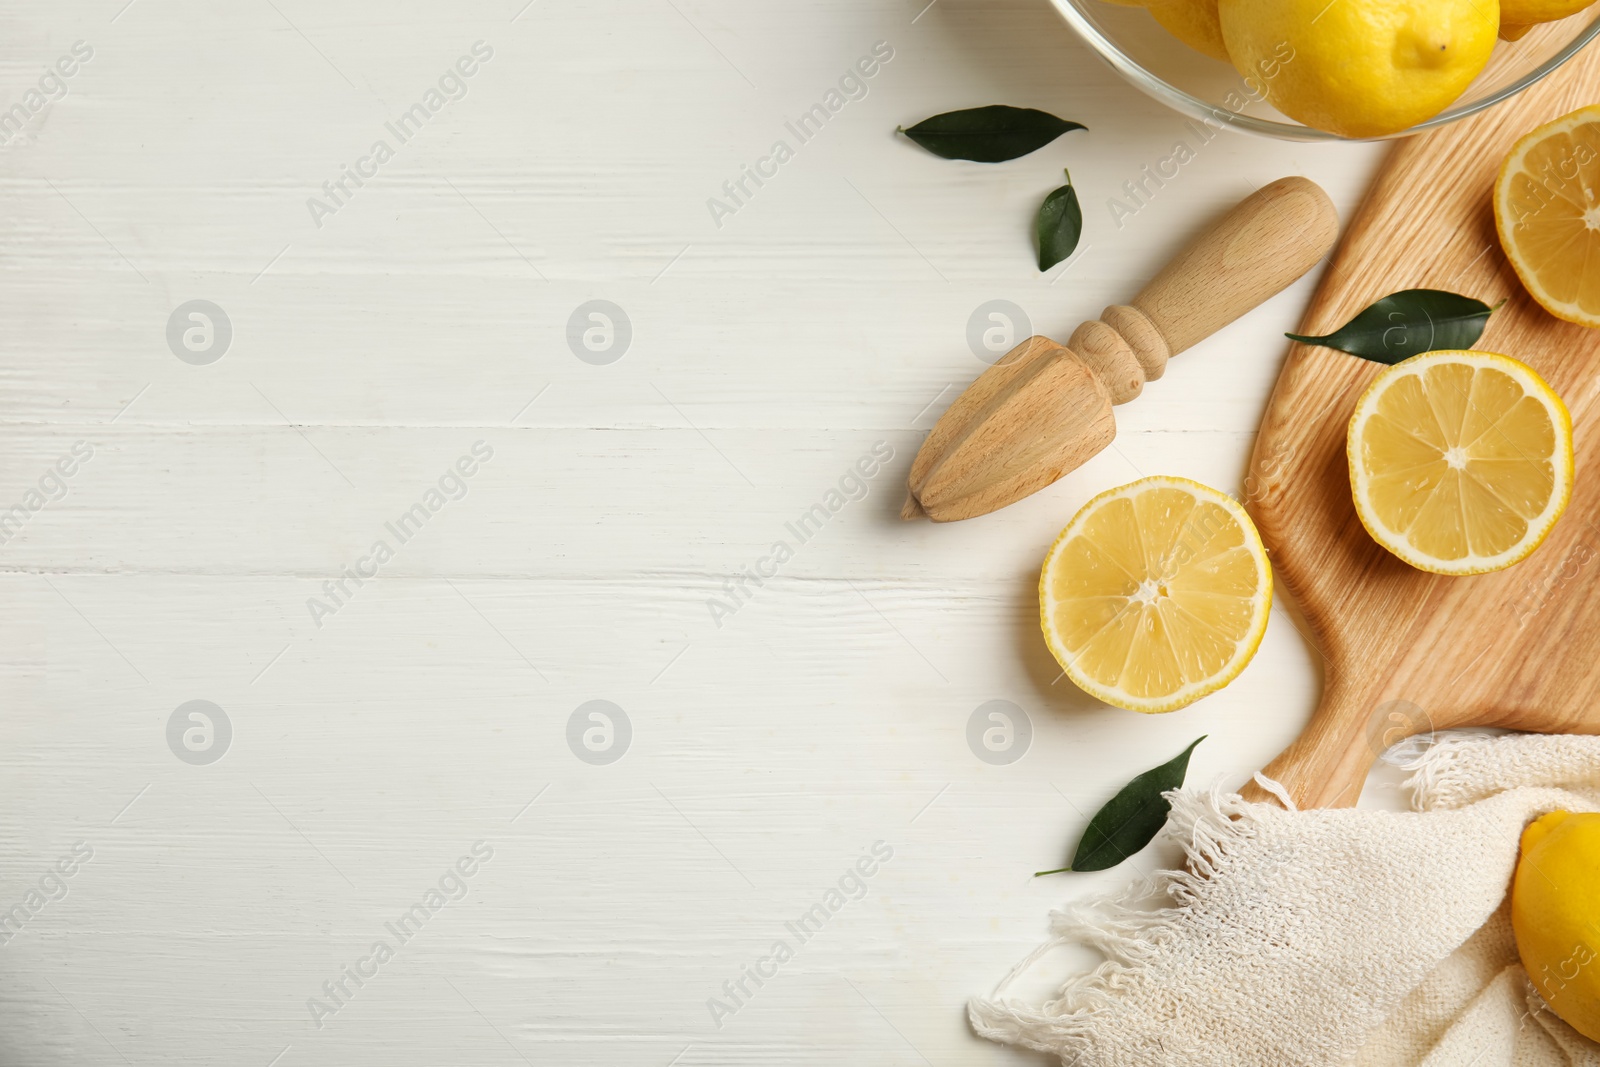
[1102,0,1230,62]
[1502,0,1595,21]
[1146,0,1229,62]
[1512,810,1600,1042]
[1217,0,1500,138]
[1501,0,1597,40]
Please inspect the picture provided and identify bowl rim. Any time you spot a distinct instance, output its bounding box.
[1049,1,1600,142]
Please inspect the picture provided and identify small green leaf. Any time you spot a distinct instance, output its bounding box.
[1035,736,1206,876]
[1037,169,1083,272]
[1287,289,1503,365]
[897,105,1086,163]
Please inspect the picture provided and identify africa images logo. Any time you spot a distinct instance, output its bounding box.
[705,441,894,629]
[705,41,895,229]
[706,842,893,1029]
[306,841,494,1029]
[306,442,494,628]
[305,41,495,229]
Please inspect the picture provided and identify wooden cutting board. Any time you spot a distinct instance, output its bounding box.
[1241,42,1600,810]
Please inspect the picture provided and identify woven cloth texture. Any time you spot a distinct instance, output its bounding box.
[970,733,1600,1067]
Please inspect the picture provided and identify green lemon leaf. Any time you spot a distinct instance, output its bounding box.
[1036,736,1206,876]
[1286,289,1503,365]
[897,105,1086,163]
[1037,169,1083,271]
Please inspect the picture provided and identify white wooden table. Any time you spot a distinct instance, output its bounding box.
[1,1,1391,1063]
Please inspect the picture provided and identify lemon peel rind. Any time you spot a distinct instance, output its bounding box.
[1347,350,1573,576]
[1512,810,1600,1044]
[1039,476,1273,714]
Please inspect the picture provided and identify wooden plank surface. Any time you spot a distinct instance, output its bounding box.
[0,1,1386,1063]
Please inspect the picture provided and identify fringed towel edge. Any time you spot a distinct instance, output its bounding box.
[968,784,1278,1057]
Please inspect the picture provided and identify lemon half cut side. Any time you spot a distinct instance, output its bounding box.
[1496,104,1600,328]
[1348,350,1572,575]
[1040,477,1272,714]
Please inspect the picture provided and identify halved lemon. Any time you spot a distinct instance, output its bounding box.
[1348,350,1572,575]
[1495,104,1600,327]
[1040,476,1272,714]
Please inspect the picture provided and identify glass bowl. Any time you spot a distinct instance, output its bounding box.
[1049,1,1600,141]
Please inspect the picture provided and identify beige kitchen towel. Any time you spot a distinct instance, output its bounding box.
[970,733,1600,1066]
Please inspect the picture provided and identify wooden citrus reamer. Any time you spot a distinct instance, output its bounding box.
[902,176,1340,523]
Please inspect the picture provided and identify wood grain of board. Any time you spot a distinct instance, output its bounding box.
[1243,42,1600,811]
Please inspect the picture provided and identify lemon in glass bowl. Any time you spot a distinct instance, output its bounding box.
[1048,0,1600,140]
